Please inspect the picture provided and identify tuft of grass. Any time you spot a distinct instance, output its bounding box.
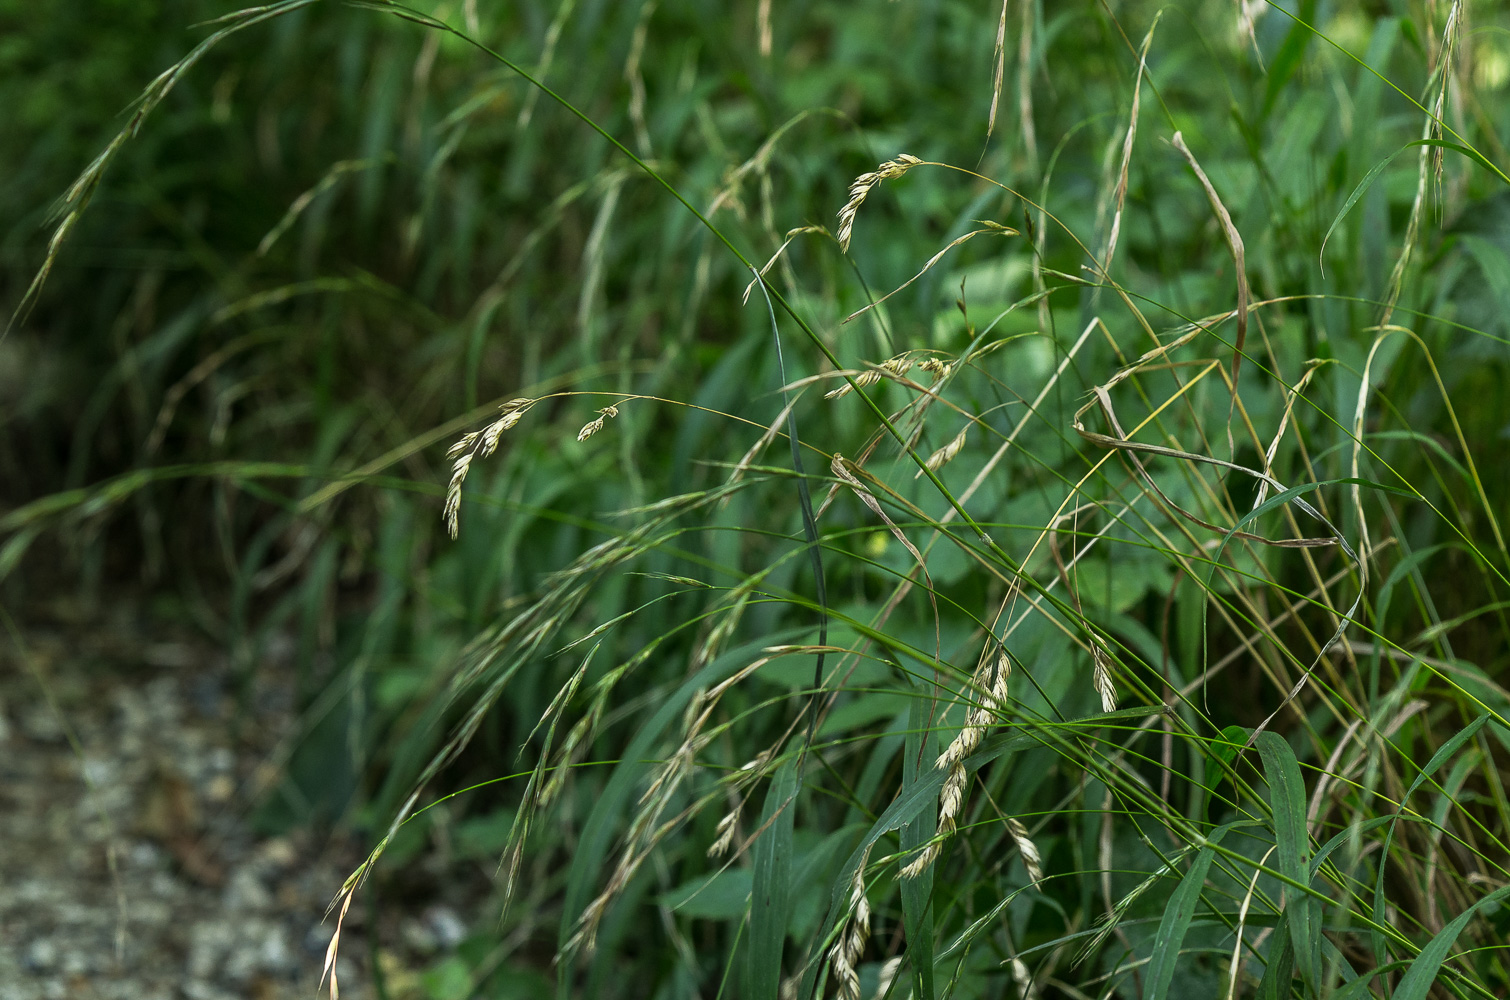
[6,1,1510,998]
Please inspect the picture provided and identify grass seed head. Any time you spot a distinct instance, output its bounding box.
[836,154,922,252]
[1007,816,1044,885]
[707,805,741,858]
[922,425,968,475]
[576,404,620,442]
[444,398,535,538]
[1091,644,1116,712]
[828,845,874,1000]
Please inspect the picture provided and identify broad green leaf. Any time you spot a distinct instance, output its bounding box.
[662,869,754,920]
[1256,732,1319,992]
[1144,823,1236,1000]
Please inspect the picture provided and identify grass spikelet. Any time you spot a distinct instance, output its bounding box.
[576,404,620,442]
[824,369,883,400]
[444,397,535,538]
[827,844,874,1000]
[1006,816,1043,885]
[918,424,968,477]
[1099,14,1159,275]
[742,225,826,303]
[1090,642,1117,713]
[904,653,1009,879]
[918,356,954,381]
[707,804,741,858]
[1077,851,1188,965]
[836,154,922,252]
[824,355,915,399]
[986,0,1010,140]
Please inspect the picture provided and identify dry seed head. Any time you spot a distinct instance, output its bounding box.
[899,840,940,880]
[443,398,535,539]
[837,154,923,252]
[1091,644,1117,712]
[900,763,966,880]
[443,453,472,539]
[445,430,480,460]
[826,355,916,399]
[576,404,621,442]
[707,806,742,858]
[936,653,1008,770]
[824,369,882,400]
[828,845,874,1000]
[938,763,966,830]
[921,425,968,476]
[1007,816,1044,885]
[918,356,954,382]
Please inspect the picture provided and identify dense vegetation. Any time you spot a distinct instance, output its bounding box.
[5,0,1510,996]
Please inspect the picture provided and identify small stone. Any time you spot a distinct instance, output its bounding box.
[425,905,468,950]
[24,937,58,971]
[204,774,235,803]
[225,866,272,910]
[21,705,63,743]
[400,916,438,955]
[256,837,296,867]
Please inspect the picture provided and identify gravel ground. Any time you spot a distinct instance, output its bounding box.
[0,600,375,1000]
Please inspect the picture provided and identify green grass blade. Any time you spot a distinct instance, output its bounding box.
[1256,731,1320,992]
[559,639,797,952]
[1319,144,1409,271]
[900,687,936,1000]
[1256,917,1295,1000]
[1144,823,1236,1000]
[1372,714,1493,966]
[749,758,799,1000]
[1393,886,1510,1000]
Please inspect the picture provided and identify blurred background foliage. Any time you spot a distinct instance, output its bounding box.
[5,0,1510,996]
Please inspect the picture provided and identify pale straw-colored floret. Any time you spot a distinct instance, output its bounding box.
[918,357,954,381]
[824,355,916,399]
[444,398,534,538]
[827,844,874,1000]
[836,154,923,252]
[1091,643,1117,712]
[706,805,741,858]
[903,653,1010,879]
[824,369,883,400]
[1007,816,1044,885]
[576,404,620,442]
[921,425,968,476]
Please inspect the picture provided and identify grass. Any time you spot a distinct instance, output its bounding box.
[5,0,1510,997]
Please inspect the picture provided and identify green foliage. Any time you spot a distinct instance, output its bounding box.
[6,0,1510,997]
